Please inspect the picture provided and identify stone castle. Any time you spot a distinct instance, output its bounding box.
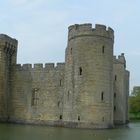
[0,23,129,129]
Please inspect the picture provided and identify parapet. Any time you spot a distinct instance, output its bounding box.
[115,53,126,64]
[56,63,65,69]
[12,64,32,71]
[69,23,92,32]
[12,64,22,70]
[12,62,65,71]
[23,64,32,70]
[34,63,43,70]
[68,23,114,41]
[113,53,126,68]
[45,63,55,69]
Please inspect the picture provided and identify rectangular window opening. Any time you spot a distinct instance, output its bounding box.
[114,92,116,98]
[114,106,116,111]
[60,79,62,86]
[60,115,63,120]
[70,48,72,54]
[67,91,70,100]
[115,75,117,81]
[101,92,104,101]
[78,116,80,121]
[102,45,105,54]
[79,67,82,75]
[58,101,60,107]
[31,88,39,106]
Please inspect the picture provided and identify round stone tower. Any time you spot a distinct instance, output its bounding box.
[0,34,18,121]
[63,23,114,128]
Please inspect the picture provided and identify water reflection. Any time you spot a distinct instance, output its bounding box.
[0,122,139,140]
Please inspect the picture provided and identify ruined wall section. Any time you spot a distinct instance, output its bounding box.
[10,63,65,124]
[113,54,129,124]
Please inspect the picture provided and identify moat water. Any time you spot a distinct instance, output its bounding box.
[0,122,139,140]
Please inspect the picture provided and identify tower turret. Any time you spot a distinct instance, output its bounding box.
[63,23,114,128]
[113,54,129,124]
[0,34,18,121]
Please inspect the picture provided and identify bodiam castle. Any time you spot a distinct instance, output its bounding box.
[0,23,129,129]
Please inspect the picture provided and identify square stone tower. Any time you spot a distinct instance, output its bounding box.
[0,34,18,121]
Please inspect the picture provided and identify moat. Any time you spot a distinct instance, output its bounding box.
[0,122,139,140]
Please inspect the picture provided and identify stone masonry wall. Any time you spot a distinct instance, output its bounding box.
[113,54,129,124]
[9,63,65,124]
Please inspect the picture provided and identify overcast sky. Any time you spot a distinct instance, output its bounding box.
[0,0,139,90]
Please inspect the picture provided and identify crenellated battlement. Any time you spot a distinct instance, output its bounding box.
[34,63,43,70]
[56,63,65,69]
[45,63,55,69]
[69,23,92,32]
[68,23,114,41]
[22,64,32,70]
[12,63,65,71]
[113,53,126,68]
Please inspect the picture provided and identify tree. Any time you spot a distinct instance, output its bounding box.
[129,90,140,119]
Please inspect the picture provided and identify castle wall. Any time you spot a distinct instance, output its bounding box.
[9,63,65,124]
[113,54,129,124]
[0,24,130,129]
